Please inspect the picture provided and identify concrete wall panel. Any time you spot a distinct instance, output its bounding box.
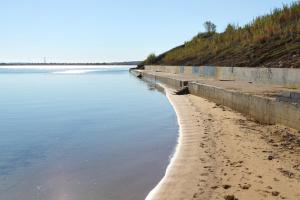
[136,69,300,130]
[145,65,300,88]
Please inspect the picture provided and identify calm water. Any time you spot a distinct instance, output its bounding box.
[0,66,178,200]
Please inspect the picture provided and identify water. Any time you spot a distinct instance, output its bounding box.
[0,66,178,200]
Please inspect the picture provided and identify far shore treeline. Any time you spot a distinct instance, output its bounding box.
[139,2,300,68]
[0,61,141,66]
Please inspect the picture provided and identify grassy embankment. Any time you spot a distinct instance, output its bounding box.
[141,2,300,68]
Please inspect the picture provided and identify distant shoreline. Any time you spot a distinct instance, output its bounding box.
[0,61,141,66]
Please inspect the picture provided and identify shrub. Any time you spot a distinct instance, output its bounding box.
[144,53,157,65]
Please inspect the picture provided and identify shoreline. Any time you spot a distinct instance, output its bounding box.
[145,85,183,200]
[144,83,300,200]
[145,84,214,200]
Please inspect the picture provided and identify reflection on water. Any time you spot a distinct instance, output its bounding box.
[0,66,177,200]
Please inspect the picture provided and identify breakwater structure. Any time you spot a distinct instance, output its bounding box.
[130,66,300,131]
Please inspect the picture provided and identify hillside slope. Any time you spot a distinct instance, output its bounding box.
[143,2,300,68]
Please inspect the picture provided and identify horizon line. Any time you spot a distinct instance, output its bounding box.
[0,61,142,66]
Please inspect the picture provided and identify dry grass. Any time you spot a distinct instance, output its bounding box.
[143,2,300,68]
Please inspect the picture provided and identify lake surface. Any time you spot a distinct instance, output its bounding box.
[0,66,178,200]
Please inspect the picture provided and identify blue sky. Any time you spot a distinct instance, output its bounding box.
[0,0,297,62]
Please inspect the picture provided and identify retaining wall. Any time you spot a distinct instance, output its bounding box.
[145,65,300,88]
[136,70,187,90]
[188,82,300,130]
[132,70,300,130]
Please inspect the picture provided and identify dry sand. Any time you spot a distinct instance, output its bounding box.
[146,85,300,200]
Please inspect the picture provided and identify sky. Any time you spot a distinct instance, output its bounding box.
[0,0,297,63]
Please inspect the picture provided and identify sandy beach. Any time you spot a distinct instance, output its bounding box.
[146,85,300,200]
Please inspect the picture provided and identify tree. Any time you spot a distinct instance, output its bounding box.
[145,53,157,64]
[203,21,217,33]
[225,24,235,33]
[225,23,238,33]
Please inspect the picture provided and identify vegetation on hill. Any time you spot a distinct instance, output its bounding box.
[141,2,300,68]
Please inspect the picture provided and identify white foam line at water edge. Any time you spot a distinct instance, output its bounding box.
[145,83,183,200]
[52,69,100,74]
[0,65,131,70]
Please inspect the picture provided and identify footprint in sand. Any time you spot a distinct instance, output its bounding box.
[239,183,251,190]
[222,184,231,189]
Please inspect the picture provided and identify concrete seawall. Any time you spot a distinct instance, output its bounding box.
[188,82,299,129]
[131,69,300,131]
[145,65,300,88]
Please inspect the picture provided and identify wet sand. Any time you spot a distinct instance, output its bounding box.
[146,85,300,200]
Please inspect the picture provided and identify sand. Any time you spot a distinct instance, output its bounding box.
[146,85,300,200]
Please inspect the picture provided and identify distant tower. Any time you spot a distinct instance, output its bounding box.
[43,57,47,64]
